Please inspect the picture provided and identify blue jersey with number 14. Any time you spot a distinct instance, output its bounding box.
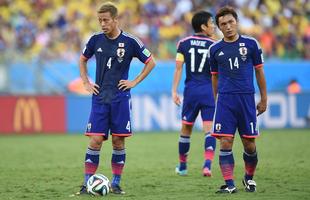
[209,35,264,94]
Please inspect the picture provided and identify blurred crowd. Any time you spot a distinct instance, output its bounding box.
[0,0,309,62]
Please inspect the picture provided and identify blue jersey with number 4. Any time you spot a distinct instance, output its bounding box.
[82,31,152,103]
[209,35,264,94]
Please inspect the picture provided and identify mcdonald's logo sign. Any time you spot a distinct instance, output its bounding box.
[14,98,42,132]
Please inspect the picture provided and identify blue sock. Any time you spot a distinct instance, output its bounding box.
[112,175,121,187]
[243,150,258,181]
[111,149,126,187]
[204,133,216,170]
[178,135,190,170]
[84,148,100,186]
[219,149,235,187]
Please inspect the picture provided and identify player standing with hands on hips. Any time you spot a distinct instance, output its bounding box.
[208,6,267,193]
[172,11,217,177]
[76,2,155,195]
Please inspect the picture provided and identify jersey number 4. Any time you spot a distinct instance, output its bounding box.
[107,57,112,69]
[126,121,131,132]
[188,48,208,72]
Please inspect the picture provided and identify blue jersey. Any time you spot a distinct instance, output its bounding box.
[82,31,151,103]
[176,35,215,96]
[176,35,216,123]
[209,35,264,94]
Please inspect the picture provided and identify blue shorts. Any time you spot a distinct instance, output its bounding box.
[182,93,215,125]
[85,97,132,139]
[211,93,259,138]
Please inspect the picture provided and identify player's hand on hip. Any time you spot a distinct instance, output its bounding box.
[172,92,181,106]
[84,82,100,95]
[256,100,267,116]
[118,80,136,91]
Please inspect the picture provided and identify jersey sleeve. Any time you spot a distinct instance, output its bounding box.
[208,46,218,74]
[132,37,152,64]
[251,39,264,68]
[176,40,184,62]
[81,35,95,59]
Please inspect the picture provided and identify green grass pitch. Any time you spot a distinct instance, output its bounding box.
[0,129,309,200]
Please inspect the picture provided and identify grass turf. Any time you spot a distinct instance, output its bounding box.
[0,129,309,200]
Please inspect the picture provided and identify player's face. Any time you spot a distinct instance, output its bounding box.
[97,12,118,36]
[204,18,215,37]
[218,14,238,40]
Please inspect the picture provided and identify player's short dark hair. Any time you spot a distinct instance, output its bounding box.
[97,2,118,18]
[215,6,238,27]
[191,11,213,33]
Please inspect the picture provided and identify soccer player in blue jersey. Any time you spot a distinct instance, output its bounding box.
[172,11,217,177]
[76,2,155,195]
[209,6,267,193]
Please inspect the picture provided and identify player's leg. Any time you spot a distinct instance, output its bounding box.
[84,135,105,184]
[241,138,258,192]
[77,135,105,195]
[238,93,259,192]
[77,103,109,195]
[176,123,193,175]
[111,136,126,194]
[176,97,199,175]
[110,97,132,194]
[211,94,237,193]
[201,105,216,176]
[202,121,216,176]
[217,137,236,192]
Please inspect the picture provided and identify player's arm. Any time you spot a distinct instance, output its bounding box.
[208,46,218,101]
[211,74,218,101]
[79,55,99,95]
[118,57,156,90]
[255,66,267,116]
[252,39,267,116]
[172,54,184,106]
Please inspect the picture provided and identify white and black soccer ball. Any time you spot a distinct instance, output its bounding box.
[86,174,110,196]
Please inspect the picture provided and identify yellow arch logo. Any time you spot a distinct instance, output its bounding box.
[14,98,42,132]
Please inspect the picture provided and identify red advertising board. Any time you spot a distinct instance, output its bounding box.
[0,96,66,134]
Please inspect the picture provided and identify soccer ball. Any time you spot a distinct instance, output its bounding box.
[86,174,110,196]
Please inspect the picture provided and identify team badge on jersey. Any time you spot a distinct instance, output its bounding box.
[117,48,125,62]
[215,123,222,132]
[118,43,124,47]
[87,123,92,132]
[239,47,248,61]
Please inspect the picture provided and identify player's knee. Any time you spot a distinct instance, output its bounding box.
[112,136,125,149]
[243,139,256,153]
[244,145,256,154]
[203,121,213,133]
[204,128,213,134]
[244,142,256,154]
[219,137,234,149]
[89,136,104,149]
[181,124,193,135]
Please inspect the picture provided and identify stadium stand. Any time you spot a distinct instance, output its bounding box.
[0,0,309,61]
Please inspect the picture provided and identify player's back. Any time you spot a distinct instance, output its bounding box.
[177,35,215,90]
